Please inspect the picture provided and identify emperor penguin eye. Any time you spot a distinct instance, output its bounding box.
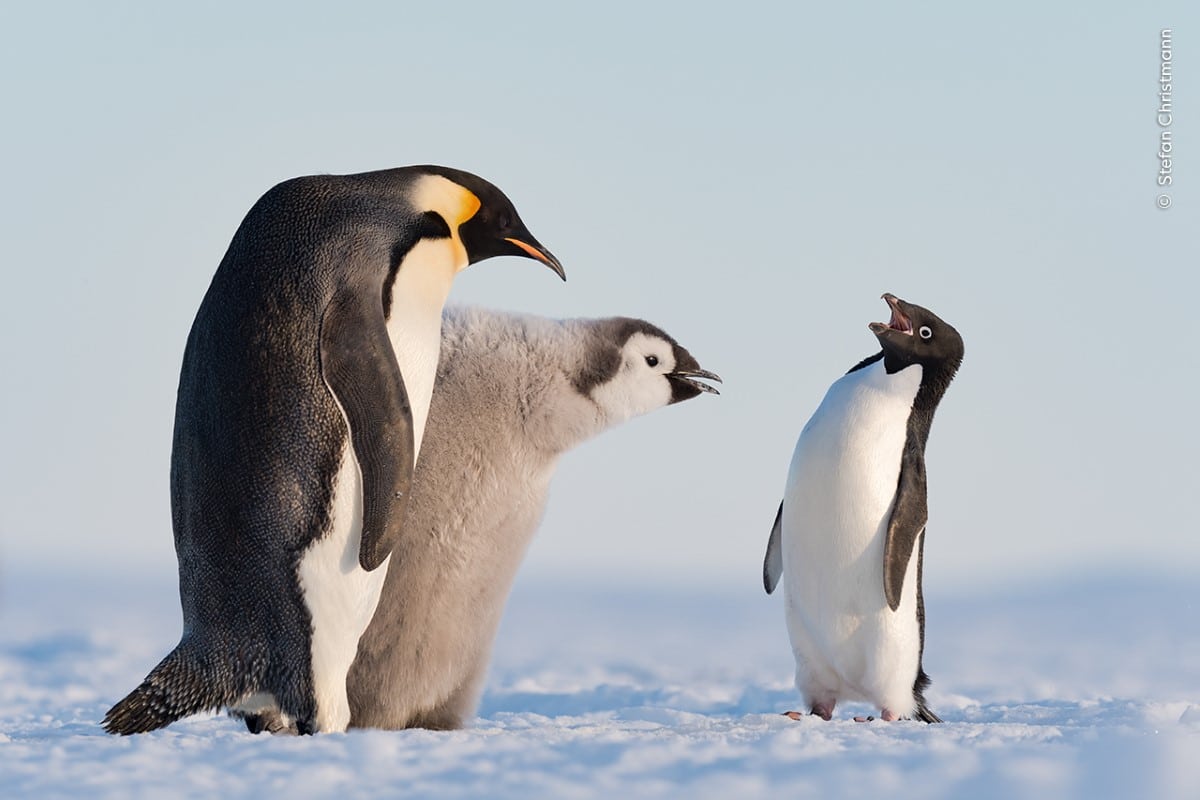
[919,325,933,340]
[645,355,659,367]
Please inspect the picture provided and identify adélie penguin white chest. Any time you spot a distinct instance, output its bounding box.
[103,166,564,736]
[763,293,964,724]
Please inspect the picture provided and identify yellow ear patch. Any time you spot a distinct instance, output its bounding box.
[410,174,481,271]
[453,186,482,227]
[411,174,481,228]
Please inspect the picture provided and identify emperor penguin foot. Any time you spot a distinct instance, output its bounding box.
[239,711,300,735]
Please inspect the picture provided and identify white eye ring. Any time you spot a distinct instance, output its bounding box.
[918,326,933,340]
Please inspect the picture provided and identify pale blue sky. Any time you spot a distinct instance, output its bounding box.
[1,2,1195,591]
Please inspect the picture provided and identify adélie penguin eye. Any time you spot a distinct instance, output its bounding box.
[919,326,933,340]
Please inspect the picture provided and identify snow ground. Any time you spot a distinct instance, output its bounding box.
[1,566,1197,799]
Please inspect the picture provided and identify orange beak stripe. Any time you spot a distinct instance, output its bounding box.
[505,237,553,265]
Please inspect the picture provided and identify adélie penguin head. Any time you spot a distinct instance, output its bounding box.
[868,293,964,382]
[422,165,564,279]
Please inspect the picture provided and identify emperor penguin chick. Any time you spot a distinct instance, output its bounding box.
[763,294,963,724]
[103,167,563,736]
[344,307,721,731]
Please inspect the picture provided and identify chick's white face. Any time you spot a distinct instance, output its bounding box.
[588,332,677,424]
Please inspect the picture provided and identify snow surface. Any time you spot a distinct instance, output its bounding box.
[2,567,1197,799]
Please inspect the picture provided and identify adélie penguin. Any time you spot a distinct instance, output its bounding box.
[335,307,721,731]
[763,293,963,723]
[103,166,563,735]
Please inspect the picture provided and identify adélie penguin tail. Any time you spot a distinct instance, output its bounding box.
[913,700,943,724]
[102,637,263,735]
[912,667,943,724]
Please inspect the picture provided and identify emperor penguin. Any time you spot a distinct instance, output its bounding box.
[762,293,963,724]
[330,307,720,731]
[103,166,564,735]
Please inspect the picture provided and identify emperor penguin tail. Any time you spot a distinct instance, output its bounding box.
[102,638,252,735]
[912,667,943,724]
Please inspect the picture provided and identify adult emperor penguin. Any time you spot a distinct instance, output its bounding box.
[305,307,716,732]
[762,293,963,724]
[103,166,563,736]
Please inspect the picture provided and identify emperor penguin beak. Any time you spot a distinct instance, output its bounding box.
[505,237,566,281]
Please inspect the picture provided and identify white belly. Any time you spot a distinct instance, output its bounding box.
[781,359,924,714]
[298,238,460,732]
[297,444,392,732]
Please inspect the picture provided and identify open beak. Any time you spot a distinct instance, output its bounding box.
[868,293,912,336]
[667,367,722,396]
[505,237,566,281]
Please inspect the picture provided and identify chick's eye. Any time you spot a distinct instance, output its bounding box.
[919,325,933,340]
[645,355,659,367]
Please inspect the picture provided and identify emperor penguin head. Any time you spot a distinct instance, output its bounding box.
[868,293,964,378]
[409,165,565,279]
[581,319,721,425]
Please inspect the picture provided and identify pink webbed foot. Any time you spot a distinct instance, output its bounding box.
[809,701,834,721]
[853,708,902,723]
[783,701,834,722]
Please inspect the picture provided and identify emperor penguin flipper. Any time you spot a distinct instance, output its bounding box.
[763,501,784,594]
[320,285,415,572]
[882,444,928,611]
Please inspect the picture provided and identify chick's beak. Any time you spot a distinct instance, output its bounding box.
[668,367,722,396]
